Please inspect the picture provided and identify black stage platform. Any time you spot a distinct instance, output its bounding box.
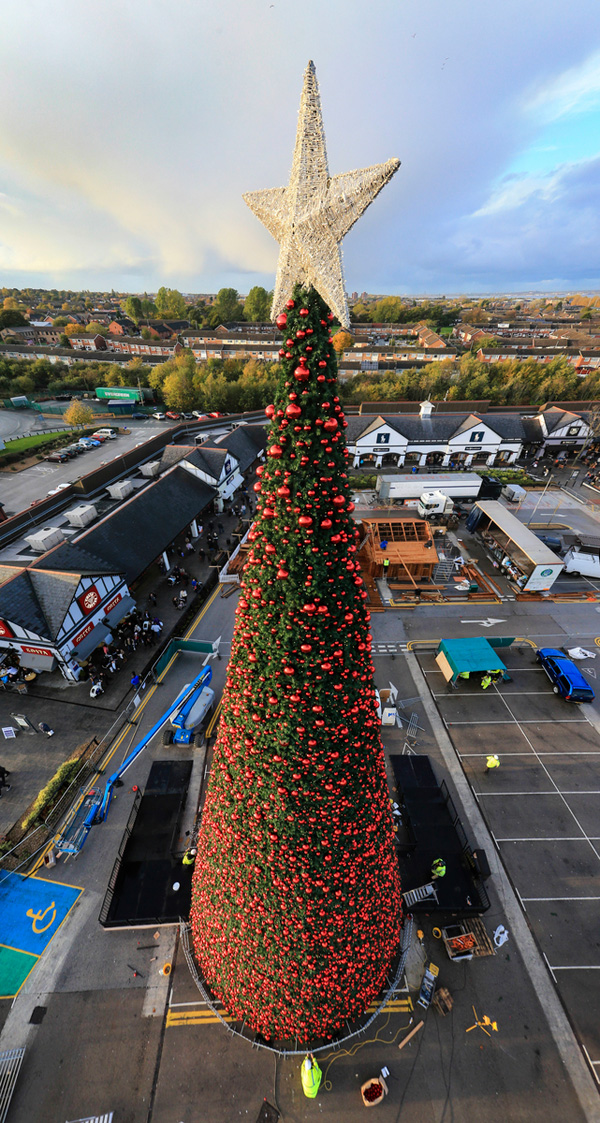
[100,759,194,928]
[391,755,490,916]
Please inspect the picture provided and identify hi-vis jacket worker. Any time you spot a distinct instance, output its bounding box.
[301,1054,322,1098]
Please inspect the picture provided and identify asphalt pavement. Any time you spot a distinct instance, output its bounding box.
[1,586,600,1121]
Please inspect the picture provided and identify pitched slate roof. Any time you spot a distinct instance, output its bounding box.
[202,424,267,473]
[541,407,582,433]
[0,569,51,637]
[28,571,81,637]
[35,466,215,585]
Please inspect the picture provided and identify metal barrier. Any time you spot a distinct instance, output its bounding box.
[179,915,414,1056]
[98,789,142,926]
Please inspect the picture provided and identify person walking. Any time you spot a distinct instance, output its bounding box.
[301,1054,322,1099]
[39,722,54,737]
[179,588,188,606]
[130,672,141,690]
[431,858,446,880]
[485,754,500,774]
[382,557,390,577]
[0,765,11,793]
[182,847,197,866]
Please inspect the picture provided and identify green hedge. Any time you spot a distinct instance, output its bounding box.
[21,758,82,831]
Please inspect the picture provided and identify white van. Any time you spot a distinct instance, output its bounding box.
[93,428,118,440]
[562,545,600,578]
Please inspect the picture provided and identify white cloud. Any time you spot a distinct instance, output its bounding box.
[525,49,600,122]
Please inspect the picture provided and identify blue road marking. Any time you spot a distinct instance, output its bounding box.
[0,872,82,956]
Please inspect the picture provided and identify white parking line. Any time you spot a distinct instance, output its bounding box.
[445,719,588,725]
[476,790,600,796]
[550,965,600,971]
[522,896,600,902]
[460,751,600,756]
[496,837,591,843]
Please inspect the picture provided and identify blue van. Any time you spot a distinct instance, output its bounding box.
[536,648,595,703]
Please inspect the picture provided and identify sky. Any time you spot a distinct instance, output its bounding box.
[2,0,600,297]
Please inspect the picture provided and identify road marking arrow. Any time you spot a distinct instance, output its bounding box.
[459,618,507,628]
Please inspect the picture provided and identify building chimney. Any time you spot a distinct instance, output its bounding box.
[420,399,434,418]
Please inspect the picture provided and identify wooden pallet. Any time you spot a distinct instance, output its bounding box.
[463,918,495,957]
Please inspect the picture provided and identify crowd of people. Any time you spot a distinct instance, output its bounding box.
[84,610,164,697]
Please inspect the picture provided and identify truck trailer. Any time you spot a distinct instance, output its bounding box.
[376,472,501,505]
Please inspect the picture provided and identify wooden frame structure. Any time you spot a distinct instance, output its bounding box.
[358,517,438,587]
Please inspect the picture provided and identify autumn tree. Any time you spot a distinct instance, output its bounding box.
[64,402,95,428]
[332,330,354,354]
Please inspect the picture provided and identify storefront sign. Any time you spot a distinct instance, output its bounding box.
[77,585,102,615]
[72,621,95,646]
[20,645,54,658]
[0,619,14,639]
[103,592,122,616]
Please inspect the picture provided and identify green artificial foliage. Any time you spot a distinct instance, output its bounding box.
[191,284,402,1044]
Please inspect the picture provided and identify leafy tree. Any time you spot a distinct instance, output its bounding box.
[243,286,272,322]
[191,283,402,1044]
[0,309,27,330]
[3,297,19,311]
[155,287,187,319]
[63,402,95,427]
[211,287,245,326]
[124,296,142,323]
[141,298,158,317]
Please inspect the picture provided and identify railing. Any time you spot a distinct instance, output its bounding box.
[98,789,142,926]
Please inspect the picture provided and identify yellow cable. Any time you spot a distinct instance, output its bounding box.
[321,1014,413,1092]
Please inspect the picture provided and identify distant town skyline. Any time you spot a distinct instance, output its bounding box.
[1,0,600,296]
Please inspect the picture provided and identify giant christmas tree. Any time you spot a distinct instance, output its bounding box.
[190,62,402,1043]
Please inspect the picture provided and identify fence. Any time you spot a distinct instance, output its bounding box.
[98,790,143,926]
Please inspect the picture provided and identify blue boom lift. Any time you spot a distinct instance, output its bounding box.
[55,665,213,856]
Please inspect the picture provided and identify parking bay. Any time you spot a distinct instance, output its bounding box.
[419,645,600,1079]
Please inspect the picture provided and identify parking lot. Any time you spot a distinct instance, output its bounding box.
[419,644,600,1082]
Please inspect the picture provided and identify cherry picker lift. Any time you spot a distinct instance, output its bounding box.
[54,665,213,857]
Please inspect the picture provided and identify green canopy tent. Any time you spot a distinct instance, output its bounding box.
[436,637,508,684]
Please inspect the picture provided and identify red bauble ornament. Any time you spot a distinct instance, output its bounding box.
[276,312,287,328]
[324,418,338,432]
[265,404,275,418]
[294,365,310,382]
[286,298,295,309]
[298,515,313,527]
[299,308,309,317]
[268,444,283,458]
[286,403,302,418]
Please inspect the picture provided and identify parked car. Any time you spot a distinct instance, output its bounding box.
[45,451,69,463]
[182,412,195,419]
[89,433,106,442]
[536,648,595,703]
[62,445,83,458]
[191,411,207,419]
[152,412,166,420]
[130,412,148,420]
[93,428,117,440]
[78,438,101,448]
[165,411,182,420]
[535,533,562,552]
[47,482,72,496]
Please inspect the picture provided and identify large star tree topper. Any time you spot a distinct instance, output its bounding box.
[243,61,400,328]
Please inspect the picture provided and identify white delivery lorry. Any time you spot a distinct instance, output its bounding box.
[502,482,527,503]
[562,543,600,578]
[417,491,455,519]
[376,472,501,506]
